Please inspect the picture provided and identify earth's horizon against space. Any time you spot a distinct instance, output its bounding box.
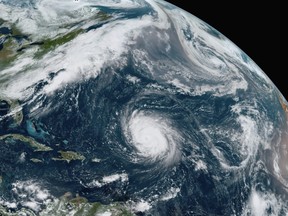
[0,0,288,215]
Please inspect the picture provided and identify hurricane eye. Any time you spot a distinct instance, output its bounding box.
[123,110,181,165]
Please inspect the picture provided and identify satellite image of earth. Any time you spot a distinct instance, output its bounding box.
[1,0,288,215]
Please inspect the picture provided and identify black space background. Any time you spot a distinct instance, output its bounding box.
[165,1,287,100]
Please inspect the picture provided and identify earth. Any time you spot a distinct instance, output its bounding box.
[1,0,288,215]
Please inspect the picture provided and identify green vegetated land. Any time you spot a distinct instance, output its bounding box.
[0,11,133,216]
[0,192,134,216]
[1,9,113,66]
[34,29,84,58]
[0,18,29,68]
[0,134,53,152]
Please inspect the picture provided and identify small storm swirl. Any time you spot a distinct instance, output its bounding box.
[122,110,181,166]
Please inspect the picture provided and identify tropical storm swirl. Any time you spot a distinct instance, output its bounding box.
[121,95,182,166]
[0,0,288,215]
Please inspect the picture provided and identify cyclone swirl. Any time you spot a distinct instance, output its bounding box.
[122,107,181,165]
[1,0,288,215]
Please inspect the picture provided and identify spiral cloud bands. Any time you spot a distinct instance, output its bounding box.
[0,0,288,215]
[123,110,181,165]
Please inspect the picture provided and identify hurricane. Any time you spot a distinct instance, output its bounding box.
[125,110,180,163]
[120,93,182,167]
[1,0,288,215]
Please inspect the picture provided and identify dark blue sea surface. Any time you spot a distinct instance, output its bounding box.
[1,1,287,215]
[0,27,11,35]
[0,61,273,215]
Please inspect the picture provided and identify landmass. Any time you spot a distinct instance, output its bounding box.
[0,18,30,68]
[279,95,288,115]
[0,192,134,216]
[1,10,112,66]
[0,97,23,126]
[34,29,84,58]
[52,150,85,163]
[30,158,43,163]
[0,134,52,152]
